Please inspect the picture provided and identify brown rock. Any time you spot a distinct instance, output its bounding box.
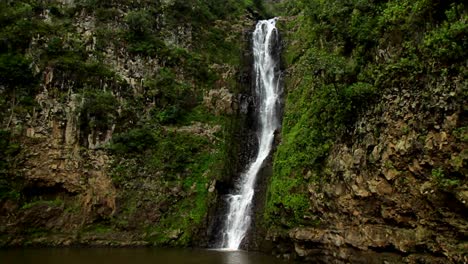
[294,243,311,257]
[376,179,393,195]
[383,168,400,181]
[351,184,370,197]
[425,132,435,150]
[353,149,365,165]
[455,189,468,208]
[203,88,235,115]
[370,144,382,162]
[443,112,458,130]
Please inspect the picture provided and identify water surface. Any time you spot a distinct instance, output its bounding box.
[0,248,290,264]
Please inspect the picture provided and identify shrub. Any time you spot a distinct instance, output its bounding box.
[0,53,36,89]
[0,130,21,201]
[110,127,157,155]
[79,90,117,132]
[125,10,152,39]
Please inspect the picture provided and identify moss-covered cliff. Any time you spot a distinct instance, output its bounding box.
[262,0,467,263]
[0,0,264,247]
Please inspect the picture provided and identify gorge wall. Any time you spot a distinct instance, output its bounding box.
[260,1,467,263]
[0,0,263,247]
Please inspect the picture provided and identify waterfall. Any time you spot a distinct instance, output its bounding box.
[220,18,281,250]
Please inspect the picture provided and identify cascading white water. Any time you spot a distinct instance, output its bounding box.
[221,18,281,250]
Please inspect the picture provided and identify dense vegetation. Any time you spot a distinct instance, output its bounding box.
[0,131,20,200]
[265,0,467,227]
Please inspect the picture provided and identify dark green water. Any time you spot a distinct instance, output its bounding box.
[0,248,290,264]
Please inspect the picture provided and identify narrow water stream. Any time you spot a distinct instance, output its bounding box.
[221,18,281,250]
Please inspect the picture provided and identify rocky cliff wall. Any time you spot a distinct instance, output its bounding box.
[261,1,467,263]
[0,0,260,247]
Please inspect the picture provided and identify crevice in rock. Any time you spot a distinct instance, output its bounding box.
[368,244,408,255]
[23,181,77,202]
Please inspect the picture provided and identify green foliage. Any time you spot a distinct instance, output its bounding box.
[21,197,64,210]
[22,227,48,239]
[125,10,153,39]
[82,223,113,234]
[0,2,39,52]
[453,127,468,143]
[0,53,36,88]
[80,90,117,131]
[143,66,213,125]
[110,127,157,155]
[145,184,211,246]
[0,1,43,119]
[150,132,208,174]
[379,0,432,29]
[149,142,223,246]
[431,167,444,179]
[161,0,260,66]
[123,9,168,58]
[0,0,264,247]
[431,167,461,189]
[265,176,309,227]
[266,0,467,229]
[44,31,117,89]
[146,68,187,101]
[167,0,257,24]
[109,125,225,246]
[345,82,377,107]
[110,127,211,179]
[423,5,468,62]
[0,130,21,201]
[179,105,226,125]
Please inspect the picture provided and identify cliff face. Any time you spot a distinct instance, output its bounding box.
[280,78,467,263]
[262,1,467,263]
[0,0,260,246]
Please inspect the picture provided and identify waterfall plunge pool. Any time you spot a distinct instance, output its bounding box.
[0,248,292,264]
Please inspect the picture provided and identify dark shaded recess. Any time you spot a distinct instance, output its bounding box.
[214,181,230,196]
[205,77,259,248]
[22,182,76,202]
[368,244,407,255]
[204,25,260,248]
[437,191,468,219]
[244,155,273,250]
[247,7,263,21]
[431,0,463,23]
[413,244,447,257]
